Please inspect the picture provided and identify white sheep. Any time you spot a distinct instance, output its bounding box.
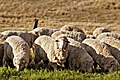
[64,37,94,72]
[82,39,120,72]
[3,36,31,71]
[51,31,86,42]
[30,27,59,37]
[93,27,110,38]
[32,35,70,69]
[99,37,120,64]
[96,32,120,41]
[1,30,38,48]
[61,24,85,34]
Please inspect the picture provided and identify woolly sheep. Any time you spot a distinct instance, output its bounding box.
[1,30,38,48]
[64,37,94,72]
[3,36,31,71]
[97,32,120,41]
[32,35,70,69]
[82,39,120,72]
[30,27,59,37]
[60,24,85,34]
[93,27,110,38]
[51,31,86,42]
[99,37,120,64]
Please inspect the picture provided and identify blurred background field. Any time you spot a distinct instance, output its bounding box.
[0,0,120,34]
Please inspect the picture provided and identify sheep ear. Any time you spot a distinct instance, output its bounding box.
[65,39,70,43]
[55,40,59,42]
[63,37,70,43]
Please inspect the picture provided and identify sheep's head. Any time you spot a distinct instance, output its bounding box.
[107,59,120,72]
[13,54,29,71]
[84,60,94,72]
[54,36,70,65]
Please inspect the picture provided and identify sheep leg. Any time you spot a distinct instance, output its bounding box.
[3,57,14,68]
[93,61,98,72]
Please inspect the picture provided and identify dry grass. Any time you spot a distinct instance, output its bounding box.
[0,0,120,34]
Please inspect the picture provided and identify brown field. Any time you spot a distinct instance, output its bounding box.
[0,0,120,34]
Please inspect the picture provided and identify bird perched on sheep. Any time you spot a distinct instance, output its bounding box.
[64,37,94,72]
[82,39,120,72]
[93,27,110,38]
[96,32,120,41]
[1,30,38,48]
[51,31,86,42]
[33,19,38,29]
[3,36,31,71]
[30,27,59,37]
[99,37,120,64]
[61,24,85,34]
[32,35,70,69]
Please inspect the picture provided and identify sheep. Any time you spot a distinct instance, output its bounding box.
[64,37,94,72]
[82,39,120,72]
[30,27,59,37]
[0,32,35,67]
[1,30,38,48]
[51,31,86,42]
[3,36,31,71]
[96,32,120,41]
[32,35,70,69]
[99,37,120,64]
[60,24,85,34]
[93,27,110,38]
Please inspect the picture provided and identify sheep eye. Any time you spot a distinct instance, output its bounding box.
[55,40,59,42]
[34,32,38,35]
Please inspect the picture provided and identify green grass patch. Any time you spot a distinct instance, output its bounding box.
[0,67,120,80]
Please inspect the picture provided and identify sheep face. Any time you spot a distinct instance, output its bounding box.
[13,55,29,71]
[85,61,94,72]
[54,37,70,64]
[107,60,119,72]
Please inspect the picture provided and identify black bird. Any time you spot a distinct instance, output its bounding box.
[33,19,38,29]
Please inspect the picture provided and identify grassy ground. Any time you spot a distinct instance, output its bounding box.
[0,0,120,79]
[0,67,120,80]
